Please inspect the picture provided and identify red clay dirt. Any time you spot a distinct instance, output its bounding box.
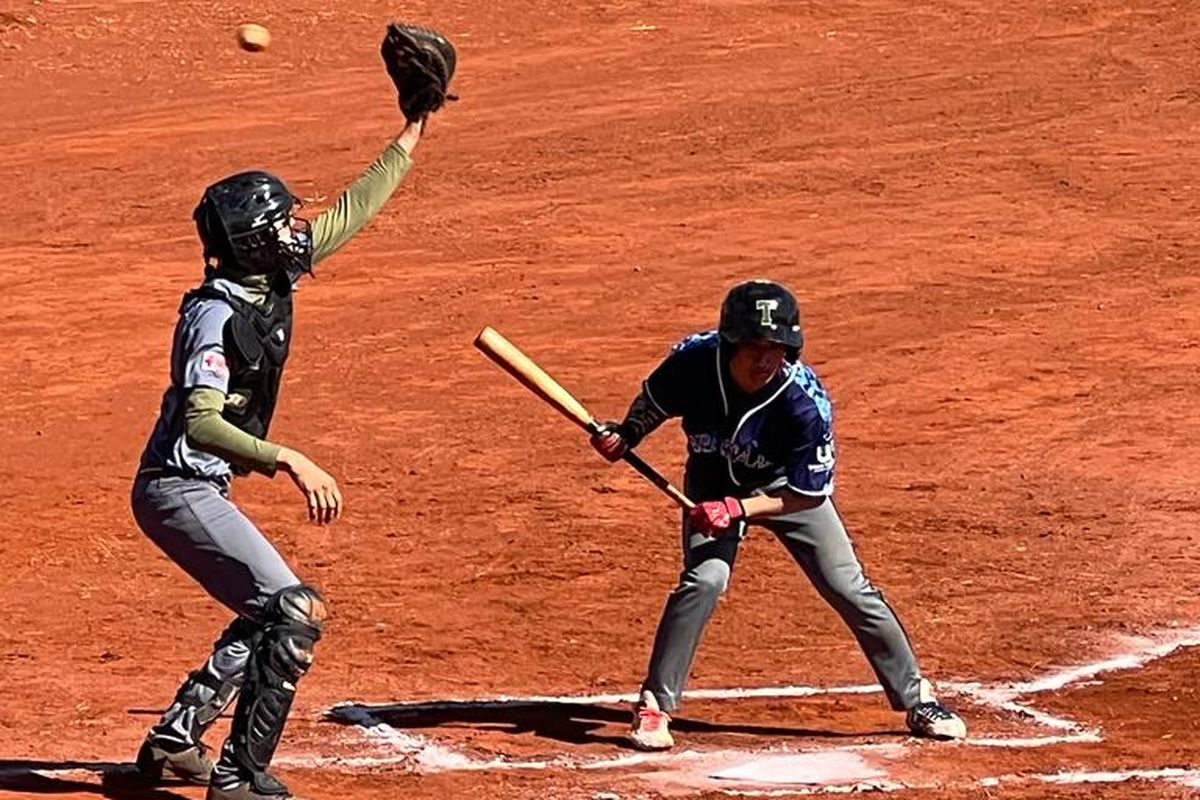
[3,0,1200,798]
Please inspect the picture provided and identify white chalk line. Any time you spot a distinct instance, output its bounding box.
[716,767,1200,796]
[984,766,1200,787]
[1008,629,1200,696]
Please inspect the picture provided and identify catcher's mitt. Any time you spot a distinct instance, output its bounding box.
[381,22,458,124]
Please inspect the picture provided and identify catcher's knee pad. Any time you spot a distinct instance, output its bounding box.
[262,584,326,681]
[230,585,326,772]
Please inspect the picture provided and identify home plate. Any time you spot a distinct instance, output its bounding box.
[711,752,888,785]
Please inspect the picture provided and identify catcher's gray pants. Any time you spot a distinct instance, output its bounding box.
[131,472,301,746]
[132,472,300,618]
[642,498,923,713]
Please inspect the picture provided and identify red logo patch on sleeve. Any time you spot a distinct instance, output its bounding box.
[200,351,229,379]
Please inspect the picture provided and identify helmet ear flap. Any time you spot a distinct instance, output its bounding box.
[193,195,233,266]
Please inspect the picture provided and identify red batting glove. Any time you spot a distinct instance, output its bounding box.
[590,423,628,463]
[689,496,746,535]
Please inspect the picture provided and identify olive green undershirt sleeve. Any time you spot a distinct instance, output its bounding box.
[185,387,282,476]
[310,140,415,266]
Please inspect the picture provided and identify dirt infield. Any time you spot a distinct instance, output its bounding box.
[3,0,1200,797]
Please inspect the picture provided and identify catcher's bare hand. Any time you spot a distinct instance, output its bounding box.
[277,447,343,524]
[396,119,424,155]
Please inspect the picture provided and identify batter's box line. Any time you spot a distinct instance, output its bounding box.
[703,766,1200,797]
[310,624,1200,773]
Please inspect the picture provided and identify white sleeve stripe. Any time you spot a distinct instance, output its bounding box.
[642,381,668,417]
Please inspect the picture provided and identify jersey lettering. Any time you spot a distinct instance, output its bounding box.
[687,432,772,469]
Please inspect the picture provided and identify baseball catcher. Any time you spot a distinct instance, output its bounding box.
[130,31,444,799]
[591,280,968,750]
[381,21,458,123]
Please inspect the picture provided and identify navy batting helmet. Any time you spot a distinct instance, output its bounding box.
[194,171,311,276]
[718,279,804,358]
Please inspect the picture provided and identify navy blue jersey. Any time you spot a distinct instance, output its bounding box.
[642,331,836,501]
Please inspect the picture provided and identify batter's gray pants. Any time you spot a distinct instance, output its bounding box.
[131,473,302,747]
[642,498,923,712]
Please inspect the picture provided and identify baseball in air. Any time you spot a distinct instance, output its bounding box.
[236,23,271,52]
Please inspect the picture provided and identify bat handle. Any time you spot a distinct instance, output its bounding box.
[622,451,696,510]
[586,421,696,510]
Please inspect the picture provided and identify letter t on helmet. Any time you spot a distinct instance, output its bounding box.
[718,279,804,360]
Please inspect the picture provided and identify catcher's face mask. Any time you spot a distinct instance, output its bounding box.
[265,213,312,276]
[276,214,310,254]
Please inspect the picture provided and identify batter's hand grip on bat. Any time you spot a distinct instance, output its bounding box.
[473,326,695,510]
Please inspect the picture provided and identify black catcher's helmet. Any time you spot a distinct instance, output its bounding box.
[718,279,804,358]
[193,171,311,275]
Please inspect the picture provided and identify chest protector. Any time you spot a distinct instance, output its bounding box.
[187,275,294,445]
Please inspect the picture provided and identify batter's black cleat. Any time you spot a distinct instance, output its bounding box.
[135,736,214,785]
[905,679,967,740]
[207,770,298,800]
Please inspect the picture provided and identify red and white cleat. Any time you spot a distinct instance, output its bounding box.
[628,690,675,751]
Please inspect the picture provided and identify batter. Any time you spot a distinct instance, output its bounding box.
[591,279,968,750]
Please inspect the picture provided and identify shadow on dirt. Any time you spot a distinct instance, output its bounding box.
[0,760,191,799]
[326,699,903,749]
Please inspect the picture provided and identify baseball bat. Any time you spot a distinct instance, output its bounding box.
[474,326,695,510]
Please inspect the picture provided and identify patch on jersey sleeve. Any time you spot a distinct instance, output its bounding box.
[200,351,229,379]
[808,440,836,474]
[792,364,833,423]
[670,330,719,354]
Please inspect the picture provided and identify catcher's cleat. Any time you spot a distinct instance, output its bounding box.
[905,679,967,740]
[135,736,214,785]
[207,769,297,800]
[628,690,675,751]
